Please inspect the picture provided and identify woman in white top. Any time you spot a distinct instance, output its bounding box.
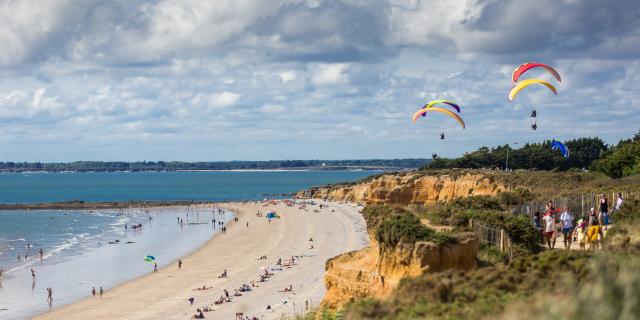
[560,210,573,250]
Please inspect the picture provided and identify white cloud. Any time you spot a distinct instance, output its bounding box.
[310,63,349,86]
[260,104,285,113]
[209,91,240,108]
[279,71,297,84]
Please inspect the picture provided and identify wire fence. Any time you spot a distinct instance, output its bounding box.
[469,218,513,260]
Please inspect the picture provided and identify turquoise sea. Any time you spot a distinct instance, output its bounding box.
[0,170,376,319]
[0,171,376,204]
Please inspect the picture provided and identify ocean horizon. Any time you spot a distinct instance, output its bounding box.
[0,170,377,204]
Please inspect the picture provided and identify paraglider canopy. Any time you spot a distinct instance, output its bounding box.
[508,79,557,101]
[412,107,466,129]
[551,140,569,158]
[421,100,461,113]
[512,62,562,83]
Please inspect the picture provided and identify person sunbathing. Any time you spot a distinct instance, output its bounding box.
[234,289,242,296]
[193,286,212,291]
[218,269,228,278]
[214,296,225,305]
[279,284,293,292]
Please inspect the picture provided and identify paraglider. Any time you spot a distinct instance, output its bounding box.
[512,62,561,83]
[551,140,569,158]
[440,132,445,140]
[423,100,461,113]
[508,79,557,102]
[412,107,466,129]
[530,109,537,118]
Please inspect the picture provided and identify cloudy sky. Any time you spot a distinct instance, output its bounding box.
[1,0,639,161]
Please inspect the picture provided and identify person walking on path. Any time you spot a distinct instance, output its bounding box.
[599,194,609,231]
[543,212,556,249]
[560,210,574,250]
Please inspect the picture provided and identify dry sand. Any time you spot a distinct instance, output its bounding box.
[33,200,369,320]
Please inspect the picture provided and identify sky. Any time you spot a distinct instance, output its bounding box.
[0,0,639,162]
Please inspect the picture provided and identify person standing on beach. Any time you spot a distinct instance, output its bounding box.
[246,221,249,228]
[100,286,103,298]
[31,268,36,279]
[92,286,96,297]
[46,287,53,304]
[178,259,183,270]
[153,262,158,274]
[39,248,44,260]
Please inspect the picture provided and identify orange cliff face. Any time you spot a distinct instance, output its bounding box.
[322,233,478,310]
[300,171,506,311]
[299,171,510,204]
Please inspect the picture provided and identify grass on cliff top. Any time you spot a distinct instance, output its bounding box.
[411,192,541,254]
[363,205,457,248]
[341,250,593,320]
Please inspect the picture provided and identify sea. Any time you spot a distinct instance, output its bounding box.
[0,170,376,319]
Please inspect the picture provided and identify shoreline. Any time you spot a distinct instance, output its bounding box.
[0,205,231,319]
[0,200,287,211]
[31,200,368,320]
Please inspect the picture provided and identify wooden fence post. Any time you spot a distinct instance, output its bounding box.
[500,229,506,252]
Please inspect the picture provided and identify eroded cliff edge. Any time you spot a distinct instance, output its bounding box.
[322,233,478,309]
[298,170,510,205]
[301,171,510,310]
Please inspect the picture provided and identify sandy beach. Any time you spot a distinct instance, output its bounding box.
[32,200,369,320]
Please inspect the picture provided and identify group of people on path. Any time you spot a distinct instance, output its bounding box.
[534,193,625,250]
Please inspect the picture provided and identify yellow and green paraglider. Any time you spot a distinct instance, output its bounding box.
[412,107,466,129]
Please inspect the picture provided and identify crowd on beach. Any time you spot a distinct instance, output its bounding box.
[533,192,625,250]
[1,199,333,318]
[187,254,306,320]
[183,200,324,319]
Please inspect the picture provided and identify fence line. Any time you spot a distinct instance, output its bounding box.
[469,218,513,260]
[511,191,636,224]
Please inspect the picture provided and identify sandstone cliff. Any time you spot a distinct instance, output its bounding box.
[322,233,478,309]
[298,171,509,204]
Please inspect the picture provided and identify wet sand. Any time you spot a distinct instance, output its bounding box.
[32,200,369,320]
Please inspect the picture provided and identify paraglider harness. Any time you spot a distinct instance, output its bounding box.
[440,132,445,140]
[531,121,537,130]
[432,153,439,160]
[530,108,537,118]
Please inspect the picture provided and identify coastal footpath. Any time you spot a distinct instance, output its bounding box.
[33,201,369,320]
